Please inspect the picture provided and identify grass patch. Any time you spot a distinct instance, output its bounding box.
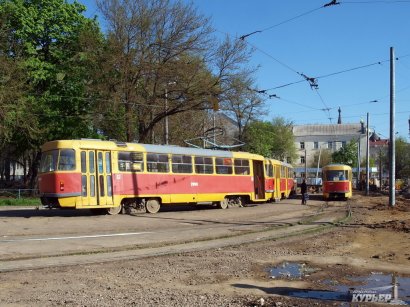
[0,198,41,206]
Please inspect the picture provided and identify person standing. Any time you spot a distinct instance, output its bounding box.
[301,179,308,205]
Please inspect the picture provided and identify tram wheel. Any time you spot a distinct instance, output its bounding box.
[106,205,122,215]
[146,199,161,214]
[218,198,228,209]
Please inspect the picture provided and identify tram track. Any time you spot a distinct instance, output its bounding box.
[0,202,349,272]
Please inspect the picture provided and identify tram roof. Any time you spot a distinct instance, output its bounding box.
[42,139,264,160]
[322,164,352,170]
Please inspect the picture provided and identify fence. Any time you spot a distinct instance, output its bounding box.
[0,189,39,198]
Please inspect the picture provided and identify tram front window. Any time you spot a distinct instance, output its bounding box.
[325,170,348,181]
[40,150,59,173]
[40,149,76,172]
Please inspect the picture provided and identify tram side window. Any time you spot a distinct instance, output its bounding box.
[194,156,213,174]
[40,150,59,173]
[265,163,273,177]
[118,152,144,172]
[147,153,169,173]
[215,158,233,174]
[81,151,86,173]
[234,159,250,175]
[171,155,192,173]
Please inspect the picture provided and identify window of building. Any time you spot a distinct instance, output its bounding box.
[194,156,214,174]
[300,142,305,149]
[234,159,250,175]
[171,155,192,173]
[314,142,319,149]
[215,158,233,174]
[342,141,346,147]
[328,141,333,149]
[301,156,305,164]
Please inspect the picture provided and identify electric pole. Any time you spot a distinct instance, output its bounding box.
[389,47,396,207]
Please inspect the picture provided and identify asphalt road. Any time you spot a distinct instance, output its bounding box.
[0,197,347,272]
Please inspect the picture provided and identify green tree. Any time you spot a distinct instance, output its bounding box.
[331,140,357,166]
[395,137,410,179]
[243,117,296,162]
[0,0,103,186]
[243,121,275,157]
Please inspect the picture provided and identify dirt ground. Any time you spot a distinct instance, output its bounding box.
[0,192,409,306]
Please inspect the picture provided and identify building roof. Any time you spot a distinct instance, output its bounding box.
[293,123,363,137]
[370,139,389,146]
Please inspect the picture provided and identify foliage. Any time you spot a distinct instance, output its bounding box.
[395,137,410,179]
[331,140,357,167]
[310,149,332,168]
[243,117,296,162]
[0,0,104,186]
[1,0,103,139]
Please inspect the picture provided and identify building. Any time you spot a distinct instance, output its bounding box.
[292,122,369,181]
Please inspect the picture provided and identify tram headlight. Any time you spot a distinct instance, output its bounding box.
[60,181,65,191]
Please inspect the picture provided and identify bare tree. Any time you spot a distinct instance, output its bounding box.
[95,0,259,143]
[220,75,265,141]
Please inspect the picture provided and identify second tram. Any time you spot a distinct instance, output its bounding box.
[322,164,352,200]
[264,159,294,202]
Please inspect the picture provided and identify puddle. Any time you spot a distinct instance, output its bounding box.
[267,263,410,304]
[268,262,318,279]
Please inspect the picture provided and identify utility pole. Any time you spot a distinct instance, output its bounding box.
[389,47,396,207]
[357,137,361,189]
[164,88,169,145]
[366,112,370,196]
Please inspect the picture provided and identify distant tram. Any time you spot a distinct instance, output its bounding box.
[322,164,352,200]
[38,140,294,214]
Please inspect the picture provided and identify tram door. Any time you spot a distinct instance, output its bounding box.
[252,160,265,200]
[274,164,281,199]
[80,150,113,207]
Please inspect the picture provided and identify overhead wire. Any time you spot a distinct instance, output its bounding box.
[342,0,410,3]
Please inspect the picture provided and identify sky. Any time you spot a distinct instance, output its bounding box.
[80,0,410,140]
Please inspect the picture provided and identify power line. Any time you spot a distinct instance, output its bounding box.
[259,6,324,32]
[342,0,410,3]
[238,1,342,41]
[265,54,410,91]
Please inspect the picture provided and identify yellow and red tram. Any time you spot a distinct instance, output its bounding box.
[322,164,352,200]
[264,159,294,202]
[38,139,274,214]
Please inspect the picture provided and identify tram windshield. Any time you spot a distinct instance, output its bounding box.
[40,149,76,172]
[324,170,349,181]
